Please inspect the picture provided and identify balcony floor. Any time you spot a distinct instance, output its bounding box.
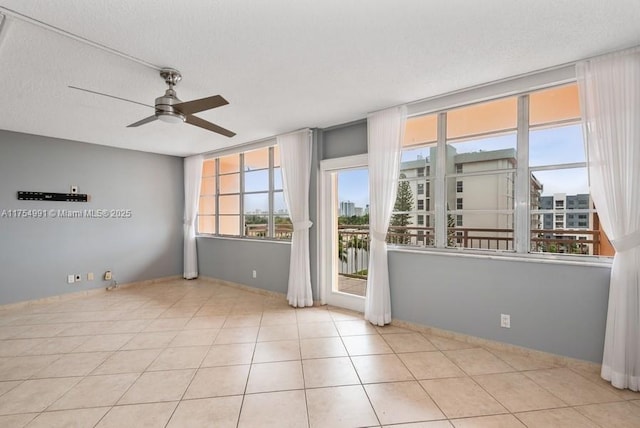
[338,275,367,297]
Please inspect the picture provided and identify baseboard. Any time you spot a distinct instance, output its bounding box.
[197,276,326,307]
[390,318,601,374]
[0,275,182,311]
[198,276,287,300]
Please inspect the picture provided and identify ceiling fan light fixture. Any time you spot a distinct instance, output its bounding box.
[157,111,185,124]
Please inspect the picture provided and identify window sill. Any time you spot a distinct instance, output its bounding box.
[387,245,613,268]
[196,234,292,245]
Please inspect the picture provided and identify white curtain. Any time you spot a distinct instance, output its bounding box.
[577,47,640,391]
[183,155,204,279]
[365,106,407,326]
[278,129,314,307]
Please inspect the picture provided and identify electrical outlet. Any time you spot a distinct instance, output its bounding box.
[87,272,94,281]
[67,274,75,284]
[252,270,257,279]
[104,271,112,280]
[70,185,78,194]
[75,274,81,282]
[500,313,511,328]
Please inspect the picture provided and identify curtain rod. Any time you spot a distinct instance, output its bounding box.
[0,6,161,71]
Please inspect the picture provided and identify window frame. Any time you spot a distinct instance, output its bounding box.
[391,81,608,262]
[197,144,290,241]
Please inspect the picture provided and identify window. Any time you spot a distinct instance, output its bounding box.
[529,84,603,255]
[198,160,216,234]
[393,82,606,258]
[393,132,437,247]
[218,153,241,236]
[445,96,517,250]
[198,145,291,240]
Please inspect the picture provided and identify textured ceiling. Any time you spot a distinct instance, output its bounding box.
[0,1,639,157]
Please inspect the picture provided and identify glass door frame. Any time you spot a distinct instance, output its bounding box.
[318,154,368,312]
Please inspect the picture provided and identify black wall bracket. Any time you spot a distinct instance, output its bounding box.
[17,191,89,202]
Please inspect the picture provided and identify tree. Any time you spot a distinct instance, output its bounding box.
[390,174,414,244]
[337,233,348,263]
[447,213,457,246]
[338,214,369,225]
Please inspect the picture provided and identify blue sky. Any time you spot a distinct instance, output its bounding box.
[337,124,588,207]
[338,169,370,209]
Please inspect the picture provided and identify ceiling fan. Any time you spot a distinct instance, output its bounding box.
[70,68,235,137]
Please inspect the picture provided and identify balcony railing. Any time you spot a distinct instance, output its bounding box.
[531,228,600,255]
[245,223,293,240]
[337,225,604,279]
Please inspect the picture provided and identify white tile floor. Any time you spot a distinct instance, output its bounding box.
[0,278,638,427]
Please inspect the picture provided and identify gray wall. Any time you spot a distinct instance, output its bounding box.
[389,251,610,362]
[0,130,184,305]
[197,237,290,294]
[322,120,367,160]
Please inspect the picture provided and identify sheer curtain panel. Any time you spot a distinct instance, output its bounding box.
[365,106,407,325]
[183,155,203,279]
[577,47,640,391]
[278,129,314,307]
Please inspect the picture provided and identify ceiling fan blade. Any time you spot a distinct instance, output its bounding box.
[127,115,158,127]
[69,86,154,109]
[174,95,228,115]
[185,115,236,137]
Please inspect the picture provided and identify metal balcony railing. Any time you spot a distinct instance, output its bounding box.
[245,223,293,240]
[336,225,604,279]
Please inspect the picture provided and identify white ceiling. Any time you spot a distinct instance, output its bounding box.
[0,1,639,157]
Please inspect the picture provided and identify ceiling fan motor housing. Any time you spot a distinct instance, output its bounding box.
[155,88,186,123]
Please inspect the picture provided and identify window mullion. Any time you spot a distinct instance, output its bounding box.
[215,158,220,236]
[515,95,530,253]
[240,154,245,236]
[269,147,275,238]
[435,112,447,248]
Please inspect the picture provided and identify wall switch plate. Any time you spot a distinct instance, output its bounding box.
[87,272,94,281]
[67,274,75,284]
[500,313,511,328]
[104,271,112,280]
[252,270,257,279]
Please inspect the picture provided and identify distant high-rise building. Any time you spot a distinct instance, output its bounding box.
[339,201,356,217]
